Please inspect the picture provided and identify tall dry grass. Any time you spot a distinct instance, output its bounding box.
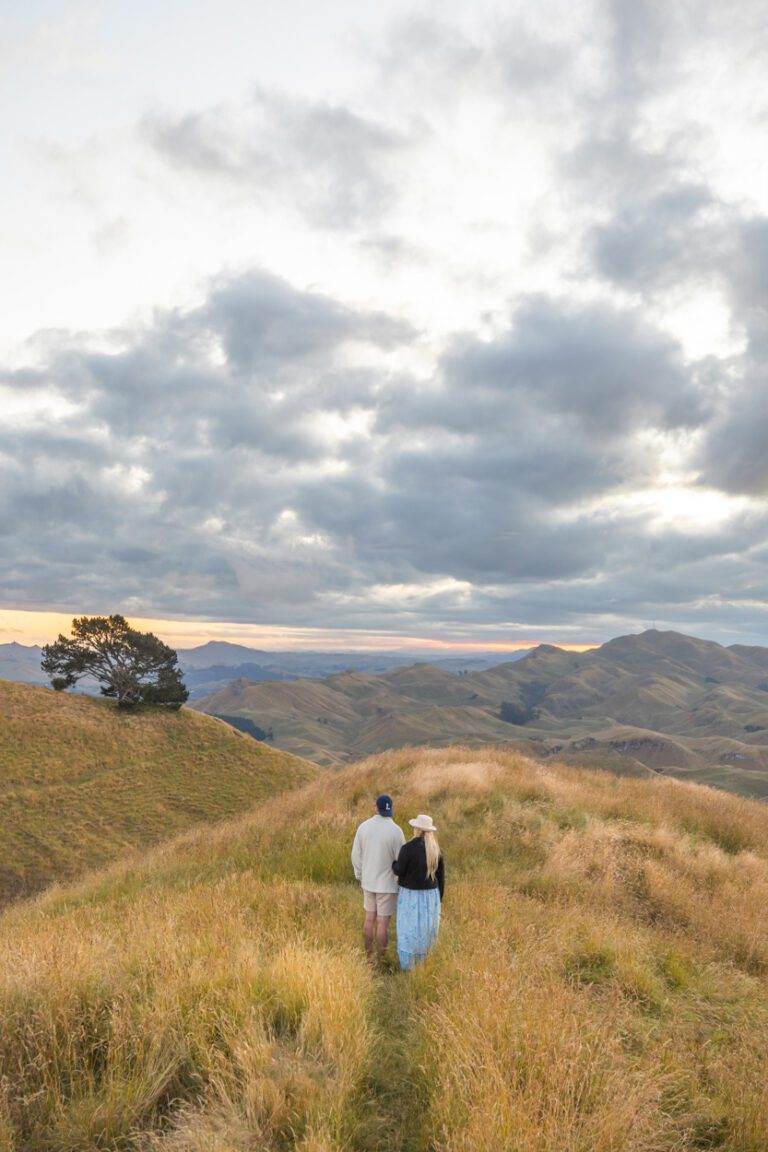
[0,880,373,1150]
[2,744,768,1149]
[0,680,317,905]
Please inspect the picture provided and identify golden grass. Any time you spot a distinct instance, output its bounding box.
[0,680,317,905]
[3,744,768,1149]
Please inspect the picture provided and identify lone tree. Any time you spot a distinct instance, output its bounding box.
[41,615,188,709]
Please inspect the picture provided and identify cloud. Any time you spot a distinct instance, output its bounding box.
[376,12,580,112]
[201,269,410,373]
[1,270,418,617]
[587,186,729,291]
[5,0,768,644]
[291,294,727,596]
[7,263,757,639]
[697,218,768,495]
[437,296,708,436]
[540,1,768,529]
[143,90,416,230]
[554,0,766,303]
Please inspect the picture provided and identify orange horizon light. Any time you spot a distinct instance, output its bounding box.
[0,608,598,653]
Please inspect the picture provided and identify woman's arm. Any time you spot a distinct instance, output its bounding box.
[437,854,445,900]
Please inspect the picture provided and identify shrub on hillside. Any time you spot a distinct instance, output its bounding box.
[215,714,274,741]
[500,700,538,725]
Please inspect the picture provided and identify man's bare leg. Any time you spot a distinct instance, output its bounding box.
[364,911,377,957]
[376,914,391,957]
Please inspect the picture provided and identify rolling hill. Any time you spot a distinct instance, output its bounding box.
[0,679,317,905]
[194,665,524,765]
[1,744,768,1150]
[194,629,768,796]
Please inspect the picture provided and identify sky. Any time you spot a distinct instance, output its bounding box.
[1,0,768,650]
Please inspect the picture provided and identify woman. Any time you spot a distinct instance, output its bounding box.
[392,813,444,970]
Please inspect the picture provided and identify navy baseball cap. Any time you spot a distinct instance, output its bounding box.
[376,794,393,816]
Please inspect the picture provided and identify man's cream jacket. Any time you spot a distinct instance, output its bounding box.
[351,814,405,893]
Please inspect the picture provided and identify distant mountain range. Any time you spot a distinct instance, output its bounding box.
[175,641,521,697]
[192,630,768,798]
[0,639,523,699]
[0,642,47,684]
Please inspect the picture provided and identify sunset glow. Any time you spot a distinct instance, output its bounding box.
[0,609,595,653]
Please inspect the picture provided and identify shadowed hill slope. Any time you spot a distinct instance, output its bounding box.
[193,664,520,765]
[0,679,317,904]
[194,630,768,795]
[2,744,768,1149]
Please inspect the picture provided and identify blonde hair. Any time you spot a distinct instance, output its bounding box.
[416,828,440,880]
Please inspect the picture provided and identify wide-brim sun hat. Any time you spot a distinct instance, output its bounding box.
[409,814,437,832]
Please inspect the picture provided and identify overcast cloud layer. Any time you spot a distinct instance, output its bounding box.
[2,0,767,645]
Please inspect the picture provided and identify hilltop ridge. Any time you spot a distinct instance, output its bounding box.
[1,743,768,1150]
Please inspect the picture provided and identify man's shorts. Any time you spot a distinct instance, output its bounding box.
[363,890,398,917]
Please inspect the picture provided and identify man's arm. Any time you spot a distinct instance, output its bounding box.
[389,824,406,873]
[351,827,363,882]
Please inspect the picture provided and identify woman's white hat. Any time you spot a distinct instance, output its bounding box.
[409,813,437,832]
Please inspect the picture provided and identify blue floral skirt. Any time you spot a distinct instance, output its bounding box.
[396,887,441,970]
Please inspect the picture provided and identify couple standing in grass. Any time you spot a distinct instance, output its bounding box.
[351,794,444,969]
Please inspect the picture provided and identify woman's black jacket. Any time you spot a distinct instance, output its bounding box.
[392,837,444,900]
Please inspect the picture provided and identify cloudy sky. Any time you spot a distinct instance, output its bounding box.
[2,0,768,649]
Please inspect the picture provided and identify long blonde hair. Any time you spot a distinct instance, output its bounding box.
[417,829,441,880]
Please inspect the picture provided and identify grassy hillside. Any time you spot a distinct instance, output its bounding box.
[193,630,768,795]
[2,745,768,1149]
[0,680,317,904]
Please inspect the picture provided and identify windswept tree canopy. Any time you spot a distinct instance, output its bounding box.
[41,615,188,708]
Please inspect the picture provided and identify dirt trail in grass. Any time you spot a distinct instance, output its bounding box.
[357,966,431,1152]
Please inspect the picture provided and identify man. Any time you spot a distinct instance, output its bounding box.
[351,794,405,960]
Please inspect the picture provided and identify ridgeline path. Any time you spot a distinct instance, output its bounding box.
[357,963,431,1152]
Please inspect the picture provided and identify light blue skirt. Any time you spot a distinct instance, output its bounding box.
[396,887,441,970]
